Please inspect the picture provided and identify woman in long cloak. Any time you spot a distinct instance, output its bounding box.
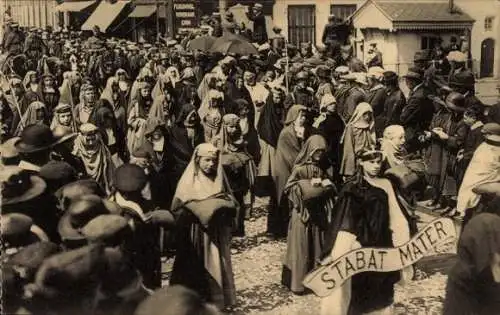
[170,143,237,309]
[340,102,376,178]
[270,104,310,237]
[256,88,285,195]
[423,93,467,212]
[321,150,411,315]
[167,103,205,186]
[281,135,336,294]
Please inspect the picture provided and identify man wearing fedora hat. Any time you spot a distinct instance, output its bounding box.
[381,71,406,128]
[15,124,58,173]
[400,67,434,153]
[109,163,174,290]
[337,72,367,123]
[421,92,468,214]
[246,3,268,45]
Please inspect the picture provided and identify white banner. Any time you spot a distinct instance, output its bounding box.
[303,218,457,297]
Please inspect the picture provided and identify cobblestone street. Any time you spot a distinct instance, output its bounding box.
[163,206,458,314]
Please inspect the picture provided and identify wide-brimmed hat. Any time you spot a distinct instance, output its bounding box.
[39,161,77,192]
[7,241,60,281]
[99,247,145,296]
[449,70,475,90]
[58,194,122,243]
[81,214,132,246]
[367,66,384,80]
[1,213,44,250]
[350,72,368,85]
[1,137,21,163]
[404,67,424,81]
[136,285,214,315]
[113,164,148,193]
[15,125,59,153]
[382,71,398,84]
[447,51,466,63]
[26,244,106,299]
[55,179,105,212]
[444,91,466,112]
[52,126,78,146]
[1,167,47,206]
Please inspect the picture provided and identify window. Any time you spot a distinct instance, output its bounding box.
[421,36,440,50]
[330,4,357,21]
[288,5,316,45]
[485,16,494,31]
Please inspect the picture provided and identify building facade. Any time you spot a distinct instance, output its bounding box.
[272,0,361,46]
[272,0,499,78]
[1,0,61,30]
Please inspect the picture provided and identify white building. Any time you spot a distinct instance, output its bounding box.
[272,0,499,78]
[455,0,499,78]
[351,0,474,75]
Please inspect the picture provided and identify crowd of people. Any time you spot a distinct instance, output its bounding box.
[1,7,500,315]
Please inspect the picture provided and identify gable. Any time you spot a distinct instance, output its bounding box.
[352,1,393,30]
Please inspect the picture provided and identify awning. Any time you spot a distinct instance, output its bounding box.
[55,0,96,12]
[393,22,474,31]
[81,1,130,32]
[129,5,156,18]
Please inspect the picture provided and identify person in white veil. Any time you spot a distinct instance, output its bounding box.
[169,143,237,310]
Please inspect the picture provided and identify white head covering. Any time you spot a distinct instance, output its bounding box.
[340,102,375,144]
[172,143,226,203]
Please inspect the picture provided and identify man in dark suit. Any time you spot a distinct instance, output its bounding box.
[400,67,434,153]
[246,4,268,44]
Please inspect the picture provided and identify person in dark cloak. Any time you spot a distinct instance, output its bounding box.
[166,103,204,188]
[270,105,311,238]
[245,4,268,45]
[226,73,253,115]
[312,94,345,180]
[281,135,336,294]
[89,103,129,165]
[381,71,406,128]
[36,73,60,119]
[320,149,412,314]
[443,213,500,315]
[256,87,285,197]
[366,67,387,137]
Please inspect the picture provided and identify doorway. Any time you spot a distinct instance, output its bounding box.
[480,38,495,78]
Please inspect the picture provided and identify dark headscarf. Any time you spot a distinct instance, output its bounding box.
[444,213,500,315]
[258,93,284,147]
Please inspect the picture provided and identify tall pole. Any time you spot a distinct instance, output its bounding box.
[167,0,174,38]
[156,0,160,39]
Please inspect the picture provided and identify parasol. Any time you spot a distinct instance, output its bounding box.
[209,33,258,56]
[187,35,216,52]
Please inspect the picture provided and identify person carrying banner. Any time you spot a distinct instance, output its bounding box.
[320,149,412,315]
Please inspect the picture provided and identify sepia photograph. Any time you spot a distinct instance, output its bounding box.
[0,0,499,314]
